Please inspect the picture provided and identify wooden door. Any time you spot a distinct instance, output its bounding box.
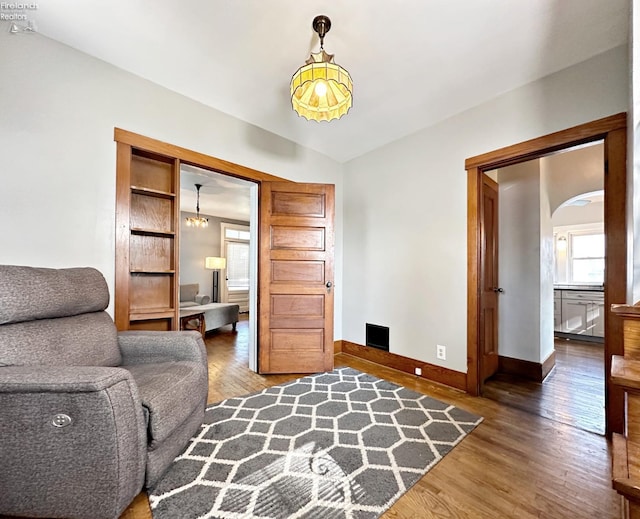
[480,174,500,384]
[259,182,335,374]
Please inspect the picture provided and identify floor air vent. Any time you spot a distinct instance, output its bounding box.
[366,323,389,351]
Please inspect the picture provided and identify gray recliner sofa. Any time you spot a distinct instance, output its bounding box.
[0,265,209,519]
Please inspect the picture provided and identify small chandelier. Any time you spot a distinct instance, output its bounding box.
[185,183,209,228]
[290,15,353,122]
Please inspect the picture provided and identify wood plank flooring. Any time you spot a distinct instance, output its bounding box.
[482,339,605,435]
[119,320,620,519]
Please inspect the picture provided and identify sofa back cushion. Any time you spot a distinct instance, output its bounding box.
[0,266,121,367]
[179,284,199,302]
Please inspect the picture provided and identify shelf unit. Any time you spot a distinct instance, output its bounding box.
[115,145,180,331]
[611,303,640,518]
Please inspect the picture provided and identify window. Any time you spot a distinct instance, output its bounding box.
[569,232,604,283]
[226,241,249,290]
[225,228,250,241]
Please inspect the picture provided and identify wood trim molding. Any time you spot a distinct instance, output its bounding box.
[466,166,481,395]
[334,340,343,354]
[612,302,640,319]
[114,128,289,183]
[114,142,132,331]
[498,351,556,383]
[466,112,628,437]
[542,350,556,381]
[605,125,629,436]
[340,341,467,391]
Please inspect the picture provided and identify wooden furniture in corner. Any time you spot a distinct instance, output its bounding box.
[179,311,206,338]
[115,144,180,332]
[611,302,640,518]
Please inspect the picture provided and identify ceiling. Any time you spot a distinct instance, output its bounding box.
[181,165,252,221]
[30,0,628,163]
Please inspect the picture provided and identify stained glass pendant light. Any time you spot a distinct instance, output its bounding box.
[290,15,353,122]
[185,184,209,228]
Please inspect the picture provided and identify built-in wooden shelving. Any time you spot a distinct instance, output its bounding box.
[115,143,180,331]
[130,227,175,235]
[129,270,176,274]
[131,186,175,199]
[611,302,640,518]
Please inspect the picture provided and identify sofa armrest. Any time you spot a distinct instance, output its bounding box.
[1,365,134,392]
[118,330,207,366]
[0,366,146,519]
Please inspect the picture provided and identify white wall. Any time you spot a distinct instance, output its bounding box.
[552,201,604,227]
[539,161,556,363]
[632,0,640,303]
[497,161,551,364]
[343,45,628,373]
[0,32,344,337]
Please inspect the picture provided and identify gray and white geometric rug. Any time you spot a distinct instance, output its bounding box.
[149,367,482,519]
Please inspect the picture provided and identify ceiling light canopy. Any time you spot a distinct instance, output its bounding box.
[290,15,353,122]
[185,183,209,228]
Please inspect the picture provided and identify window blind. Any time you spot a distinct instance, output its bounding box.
[227,241,250,289]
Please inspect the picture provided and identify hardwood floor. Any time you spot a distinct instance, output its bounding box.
[119,322,620,519]
[483,339,605,435]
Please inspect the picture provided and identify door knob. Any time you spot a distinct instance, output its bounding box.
[326,281,333,293]
[493,287,504,293]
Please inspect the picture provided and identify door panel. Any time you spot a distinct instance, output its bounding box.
[271,227,325,250]
[271,330,324,351]
[270,294,325,328]
[271,191,326,216]
[480,174,500,383]
[259,182,335,374]
[271,260,325,283]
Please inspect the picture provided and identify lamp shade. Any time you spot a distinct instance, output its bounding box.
[291,50,353,122]
[205,256,226,270]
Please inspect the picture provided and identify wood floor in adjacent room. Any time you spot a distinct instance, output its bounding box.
[120,320,619,519]
[482,339,605,435]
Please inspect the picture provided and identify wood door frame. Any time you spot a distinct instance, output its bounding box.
[465,113,628,436]
[114,129,289,184]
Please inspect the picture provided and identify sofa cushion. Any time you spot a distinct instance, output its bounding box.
[0,266,109,325]
[179,284,199,303]
[125,361,207,448]
[195,294,210,305]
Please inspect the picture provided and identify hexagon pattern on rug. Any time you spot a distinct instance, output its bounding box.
[150,367,482,519]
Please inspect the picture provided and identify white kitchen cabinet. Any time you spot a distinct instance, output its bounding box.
[557,289,604,338]
[591,301,605,337]
[554,290,562,332]
[562,292,591,335]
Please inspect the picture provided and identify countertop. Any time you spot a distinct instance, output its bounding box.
[554,284,604,292]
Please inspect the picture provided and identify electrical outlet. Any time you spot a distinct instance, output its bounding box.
[436,344,446,360]
[414,367,422,376]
